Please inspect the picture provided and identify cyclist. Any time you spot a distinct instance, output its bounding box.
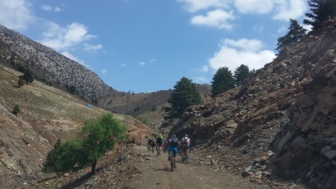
[156,134,163,153]
[147,138,155,152]
[167,134,180,168]
[181,134,190,161]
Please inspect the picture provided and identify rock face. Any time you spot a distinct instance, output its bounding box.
[0,25,114,100]
[170,19,336,188]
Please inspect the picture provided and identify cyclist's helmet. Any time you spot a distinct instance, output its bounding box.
[185,134,188,137]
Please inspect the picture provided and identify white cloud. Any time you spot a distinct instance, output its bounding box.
[302,24,312,32]
[40,22,96,51]
[234,0,274,14]
[83,44,103,52]
[40,5,62,12]
[191,9,235,30]
[208,38,276,72]
[138,58,156,66]
[148,58,156,63]
[0,0,34,30]
[273,0,307,21]
[120,64,127,67]
[177,0,229,12]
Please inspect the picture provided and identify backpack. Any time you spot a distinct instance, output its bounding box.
[170,138,178,147]
[182,137,189,145]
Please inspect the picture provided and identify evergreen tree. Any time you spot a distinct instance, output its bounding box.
[304,0,336,30]
[211,67,235,97]
[234,64,251,86]
[276,19,307,52]
[165,77,201,119]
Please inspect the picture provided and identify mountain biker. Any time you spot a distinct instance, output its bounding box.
[156,134,163,153]
[167,134,180,168]
[147,138,155,152]
[181,134,190,160]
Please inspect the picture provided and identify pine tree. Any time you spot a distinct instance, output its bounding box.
[304,0,336,30]
[276,19,307,52]
[234,64,251,86]
[165,77,201,119]
[211,67,235,97]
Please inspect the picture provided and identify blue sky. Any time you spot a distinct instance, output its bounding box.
[0,0,311,93]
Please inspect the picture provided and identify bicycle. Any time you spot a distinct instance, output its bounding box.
[147,143,151,151]
[182,145,188,164]
[168,150,175,171]
[156,144,161,157]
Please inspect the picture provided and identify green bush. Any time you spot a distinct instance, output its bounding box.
[140,115,151,127]
[43,113,126,175]
[18,77,25,87]
[13,105,20,115]
[43,139,61,172]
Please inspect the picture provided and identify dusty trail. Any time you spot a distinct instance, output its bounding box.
[124,145,257,189]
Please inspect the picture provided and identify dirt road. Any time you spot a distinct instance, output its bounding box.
[124,145,262,189]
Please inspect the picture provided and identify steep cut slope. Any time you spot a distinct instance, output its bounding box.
[170,19,336,188]
[0,25,114,101]
[0,65,150,188]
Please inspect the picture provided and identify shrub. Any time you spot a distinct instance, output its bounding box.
[13,105,20,115]
[43,138,61,172]
[18,77,25,87]
[43,113,126,175]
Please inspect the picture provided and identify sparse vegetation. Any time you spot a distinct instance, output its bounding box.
[12,105,20,115]
[140,115,151,127]
[17,77,24,87]
[44,113,126,175]
[43,138,61,172]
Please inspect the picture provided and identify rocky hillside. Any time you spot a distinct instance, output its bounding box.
[0,65,151,189]
[169,19,336,188]
[0,25,114,101]
[97,84,211,128]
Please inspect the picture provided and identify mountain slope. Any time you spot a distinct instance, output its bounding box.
[169,19,336,188]
[0,65,150,188]
[0,25,114,101]
[97,84,211,128]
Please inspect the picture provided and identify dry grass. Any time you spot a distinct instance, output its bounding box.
[0,65,151,188]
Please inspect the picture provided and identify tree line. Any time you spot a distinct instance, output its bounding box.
[165,64,254,120]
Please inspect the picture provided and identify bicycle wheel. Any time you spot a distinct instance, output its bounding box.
[170,152,174,171]
[185,151,188,164]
